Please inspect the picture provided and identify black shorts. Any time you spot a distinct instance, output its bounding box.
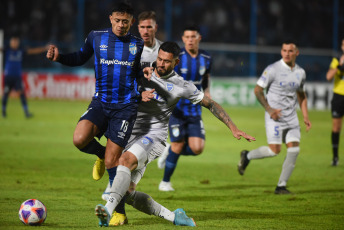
[4,75,23,92]
[79,97,138,148]
[331,93,344,118]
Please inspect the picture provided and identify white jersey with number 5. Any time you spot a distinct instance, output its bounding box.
[257,59,306,123]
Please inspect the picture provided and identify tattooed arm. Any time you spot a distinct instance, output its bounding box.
[199,95,255,142]
[254,85,281,121]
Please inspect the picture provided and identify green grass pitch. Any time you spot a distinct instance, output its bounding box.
[0,99,343,229]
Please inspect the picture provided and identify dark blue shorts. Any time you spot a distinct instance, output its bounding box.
[331,93,344,118]
[168,113,205,142]
[4,75,23,91]
[79,97,138,148]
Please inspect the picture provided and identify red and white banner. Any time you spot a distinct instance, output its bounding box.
[23,72,95,100]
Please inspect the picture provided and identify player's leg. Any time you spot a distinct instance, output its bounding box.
[2,76,15,118]
[126,189,195,226]
[275,127,301,194]
[159,141,183,191]
[157,142,170,169]
[13,78,32,118]
[159,115,185,191]
[238,113,281,175]
[331,118,341,166]
[181,118,205,156]
[74,99,109,180]
[330,93,343,166]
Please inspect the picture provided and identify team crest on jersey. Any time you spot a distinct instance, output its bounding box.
[129,43,137,55]
[172,127,180,137]
[199,66,206,75]
[166,83,174,91]
[142,136,153,145]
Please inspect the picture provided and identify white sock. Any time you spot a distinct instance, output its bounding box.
[105,165,131,215]
[126,191,175,222]
[277,147,300,187]
[247,146,276,160]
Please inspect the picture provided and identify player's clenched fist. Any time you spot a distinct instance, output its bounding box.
[46,45,59,62]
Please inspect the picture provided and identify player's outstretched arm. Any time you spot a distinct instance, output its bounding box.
[199,95,256,142]
[254,85,281,121]
[297,91,312,132]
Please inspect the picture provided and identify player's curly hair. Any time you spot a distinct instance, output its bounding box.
[159,42,181,58]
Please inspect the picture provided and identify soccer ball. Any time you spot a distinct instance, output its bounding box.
[18,199,47,225]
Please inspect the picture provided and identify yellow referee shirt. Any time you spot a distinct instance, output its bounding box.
[329,57,344,95]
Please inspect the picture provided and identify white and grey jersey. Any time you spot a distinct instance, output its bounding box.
[140,38,163,68]
[134,71,204,141]
[257,59,306,120]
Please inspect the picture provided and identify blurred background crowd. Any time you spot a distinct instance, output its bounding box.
[1,0,343,81]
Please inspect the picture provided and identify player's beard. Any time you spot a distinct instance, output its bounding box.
[157,67,172,77]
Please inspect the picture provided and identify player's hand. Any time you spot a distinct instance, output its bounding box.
[143,67,153,81]
[232,129,256,142]
[46,45,59,62]
[141,89,155,102]
[304,118,312,132]
[269,108,282,121]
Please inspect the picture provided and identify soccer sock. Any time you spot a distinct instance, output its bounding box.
[162,148,180,182]
[80,139,105,159]
[277,147,299,187]
[331,132,339,159]
[247,146,276,160]
[2,92,9,114]
[107,166,117,187]
[19,93,29,116]
[106,165,131,215]
[126,190,175,222]
[181,145,197,156]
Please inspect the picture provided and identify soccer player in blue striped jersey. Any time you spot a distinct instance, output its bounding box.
[1,36,48,118]
[46,2,144,224]
[157,26,212,192]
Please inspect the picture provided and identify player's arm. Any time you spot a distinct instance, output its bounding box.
[254,85,281,121]
[198,95,255,142]
[297,90,311,132]
[47,33,93,66]
[26,45,49,55]
[326,56,344,81]
[202,73,211,98]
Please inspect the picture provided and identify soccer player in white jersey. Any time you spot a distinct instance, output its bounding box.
[138,11,163,68]
[238,39,312,194]
[95,41,256,227]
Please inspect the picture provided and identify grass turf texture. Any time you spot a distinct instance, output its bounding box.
[0,99,343,229]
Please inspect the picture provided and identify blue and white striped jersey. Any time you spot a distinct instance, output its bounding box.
[4,48,24,77]
[173,48,212,116]
[59,28,144,104]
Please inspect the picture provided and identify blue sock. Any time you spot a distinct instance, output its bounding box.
[107,167,117,187]
[163,148,180,182]
[107,166,126,215]
[181,145,197,156]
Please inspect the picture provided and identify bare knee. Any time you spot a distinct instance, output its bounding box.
[171,142,185,154]
[188,137,205,155]
[73,133,88,149]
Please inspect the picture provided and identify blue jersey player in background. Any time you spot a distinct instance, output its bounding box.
[2,36,48,118]
[158,26,212,192]
[46,2,144,226]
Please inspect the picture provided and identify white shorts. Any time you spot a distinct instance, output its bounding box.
[265,112,300,144]
[124,132,166,185]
